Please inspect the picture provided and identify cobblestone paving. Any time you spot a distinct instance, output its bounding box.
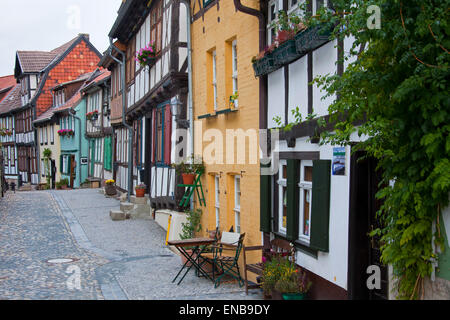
[0,189,263,300]
[0,191,106,300]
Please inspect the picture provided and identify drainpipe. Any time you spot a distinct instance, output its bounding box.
[69,109,83,188]
[180,0,194,211]
[108,37,133,203]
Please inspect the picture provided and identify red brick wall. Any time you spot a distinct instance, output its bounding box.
[35,40,100,117]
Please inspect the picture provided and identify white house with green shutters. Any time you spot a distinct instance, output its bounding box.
[256,0,395,300]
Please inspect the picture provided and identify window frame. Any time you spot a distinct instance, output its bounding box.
[277,160,288,234]
[232,40,238,95]
[212,50,218,111]
[234,175,241,233]
[215,175,220,229]
[298,160,313,244]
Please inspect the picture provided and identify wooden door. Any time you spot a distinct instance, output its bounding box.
[70,155,76,188]
[348,150,388,300]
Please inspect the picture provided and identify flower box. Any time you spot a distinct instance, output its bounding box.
[295,24,333,55]
[273,39,299,66]
[252,53,276,77]
[86,111,99,121]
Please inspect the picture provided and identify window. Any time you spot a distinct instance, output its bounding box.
[298,160,313,243]
[314,0,329,14]
[232,40,238,95]
[212,50,218,111]
[234,176,241,233]
[267,0,279,45]
[150,0,163,54]
[277,160,288,234]
[44,126,48,145]
[215,175,220,228]
[156,108,163,163]
[50,124,54,144]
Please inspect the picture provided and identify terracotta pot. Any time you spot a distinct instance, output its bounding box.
[182,173,195,185]
[135,188,146,197]
[105,184,117,196]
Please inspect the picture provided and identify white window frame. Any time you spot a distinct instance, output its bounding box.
[267,0,279,45]
[215,175,220,228]
[277,160,287,234]
[212,50,218,111]
[298,160,313,243]
[234,175,241,233]
[50,124,54,144]
[313,0,329,15]
[232,40,238,95]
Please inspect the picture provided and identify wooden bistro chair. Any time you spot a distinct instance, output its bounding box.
[243,238,296,295]
[199,232,246,288]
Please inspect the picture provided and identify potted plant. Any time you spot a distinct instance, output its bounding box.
[172,155,205,185]
[229,92,239,109]
[86,110,99,121]
[104,179,117,196]
[57,178,69,190]
[274,268,312,300]
[135,42,158,68]
[135,183,146,197]
[179,208,203,266]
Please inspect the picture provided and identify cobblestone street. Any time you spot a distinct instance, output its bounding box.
[0,189,262,300]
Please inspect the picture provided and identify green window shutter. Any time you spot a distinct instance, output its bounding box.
[310,160,332,252]
[104,136,112,171]
[59,155,63,174]
[286,159,299,241]
[260,163,272,233]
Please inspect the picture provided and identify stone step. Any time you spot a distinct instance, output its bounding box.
[110,210,126,221]
[120,202,134,212]
[130,195,148,205]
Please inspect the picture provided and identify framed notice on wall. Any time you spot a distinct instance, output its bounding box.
[332,147,346,176]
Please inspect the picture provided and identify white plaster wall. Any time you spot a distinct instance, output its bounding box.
[313,40,337,117]
[267,68,285,128]
[288,56,308,123]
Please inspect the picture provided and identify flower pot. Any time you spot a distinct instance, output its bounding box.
[282,293,306,300]
[273,39,299,66]
[105,184,117,196]
[182,173,196,185]
[135,188,146,198]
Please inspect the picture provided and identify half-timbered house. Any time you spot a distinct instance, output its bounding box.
[0,82,20,182]
[108,0,190,209]
[12,34,102,185]
[256,0,392,300]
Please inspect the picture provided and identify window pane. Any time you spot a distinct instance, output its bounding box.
[304,166,313,182]
[303,189,311,236]
[282,186,287,228]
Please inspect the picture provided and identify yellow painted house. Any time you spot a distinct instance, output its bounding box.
[191,1,261,249]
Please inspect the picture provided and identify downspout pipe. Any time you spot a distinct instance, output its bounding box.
[108,37,133,202]
[180,0,194,210]
[69,109,83,188]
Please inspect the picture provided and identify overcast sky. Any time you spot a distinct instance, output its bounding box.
[0,0,123,77]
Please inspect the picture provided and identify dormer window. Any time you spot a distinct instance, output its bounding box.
[53,89,65,107]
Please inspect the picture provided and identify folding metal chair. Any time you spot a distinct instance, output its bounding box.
[207,232,246,288]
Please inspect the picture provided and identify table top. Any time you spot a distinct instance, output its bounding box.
[168,238,215,247]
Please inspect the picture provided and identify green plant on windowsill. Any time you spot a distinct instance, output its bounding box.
[229,92,239,109]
